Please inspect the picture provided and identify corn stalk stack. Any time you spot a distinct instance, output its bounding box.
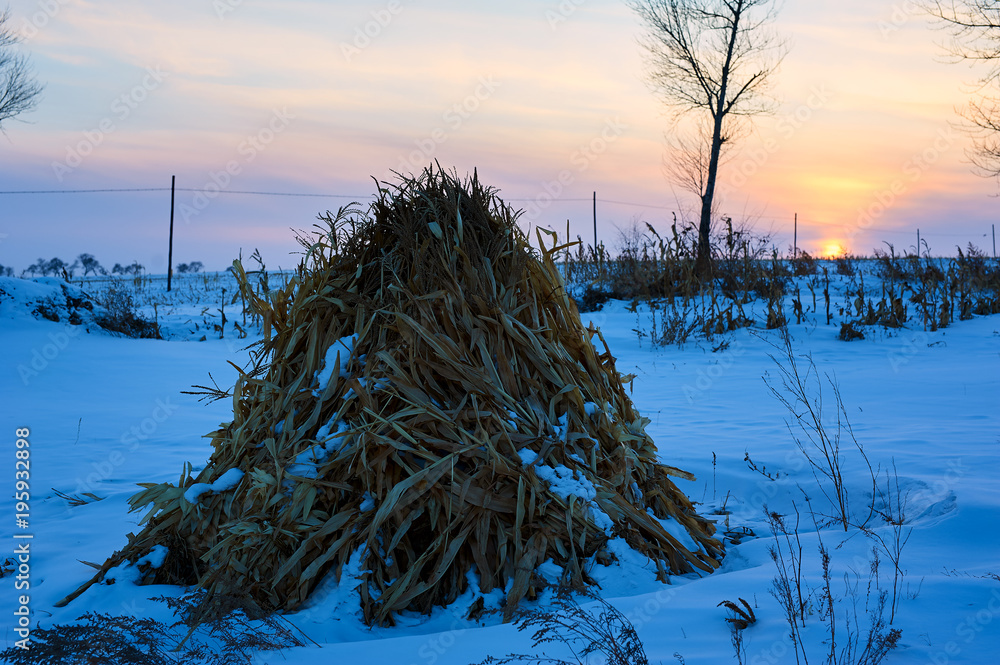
[58,166,723,626]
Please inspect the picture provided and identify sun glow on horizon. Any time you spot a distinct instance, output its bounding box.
[821,242,846,259]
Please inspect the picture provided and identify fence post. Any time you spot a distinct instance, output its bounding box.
[167,175,175,292]
[793,212,797,259]
[565,218,571,265]
[592,191,597,250]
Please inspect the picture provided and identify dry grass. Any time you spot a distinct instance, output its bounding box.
[562,223,998,346]
[93,278,161,339]
[764,328,876,531]
[478,588,649,665]
[59,166,722,626]
[0,592,305,665]
[562,217,777,345]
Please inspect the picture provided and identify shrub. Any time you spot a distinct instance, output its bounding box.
[838,321,865,341]
[952,243,1000,317]
[764,328,876,530]
[790,250,817,276]
[572,285,612,312]
[768,507,902,665]
[93,280,160,339]
[835,254,856,276]
[657,299,703,346]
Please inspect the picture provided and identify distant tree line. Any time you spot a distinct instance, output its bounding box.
[176,261,204,274]
[2,254,204,279]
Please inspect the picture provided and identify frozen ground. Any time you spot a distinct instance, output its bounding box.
[1,268,998,664]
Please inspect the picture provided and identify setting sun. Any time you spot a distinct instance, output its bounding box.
[821,242,846,259]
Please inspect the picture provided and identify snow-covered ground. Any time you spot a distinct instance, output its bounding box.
[1,268,998,664]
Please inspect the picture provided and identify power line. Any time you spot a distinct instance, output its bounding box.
[596,198,674,210]
[0,186,990,242]
[173,188,370,198]
[0,187,170,194]
[505,197,594,202]
[0,187,600,201]
[0,187,369,198]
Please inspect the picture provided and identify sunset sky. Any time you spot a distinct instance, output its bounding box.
[1,0,997,273]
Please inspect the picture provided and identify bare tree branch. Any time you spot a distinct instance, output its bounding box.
[0,8,44,131]
[922,1,1000,177]
[663,116,736,202]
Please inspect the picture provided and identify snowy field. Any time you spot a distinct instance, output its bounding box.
[1,267,998,664]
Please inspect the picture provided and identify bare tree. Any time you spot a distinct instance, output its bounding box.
[0,8,44,131]
[629,0,784,276]
[76,253,107,276]
[922,1,1000,178]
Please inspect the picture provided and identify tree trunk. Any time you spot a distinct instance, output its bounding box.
[696,0,744,280]
[696,122,724,278]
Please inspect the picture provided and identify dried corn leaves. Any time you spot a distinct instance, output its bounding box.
[59,166,723,625]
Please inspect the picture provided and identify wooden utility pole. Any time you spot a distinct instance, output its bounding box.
[565,219,571,264]
[993,223,996,259]
[793,213,797,259]
[592,191,597,249]
[167,175,175,292]
[916,228,921,257]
